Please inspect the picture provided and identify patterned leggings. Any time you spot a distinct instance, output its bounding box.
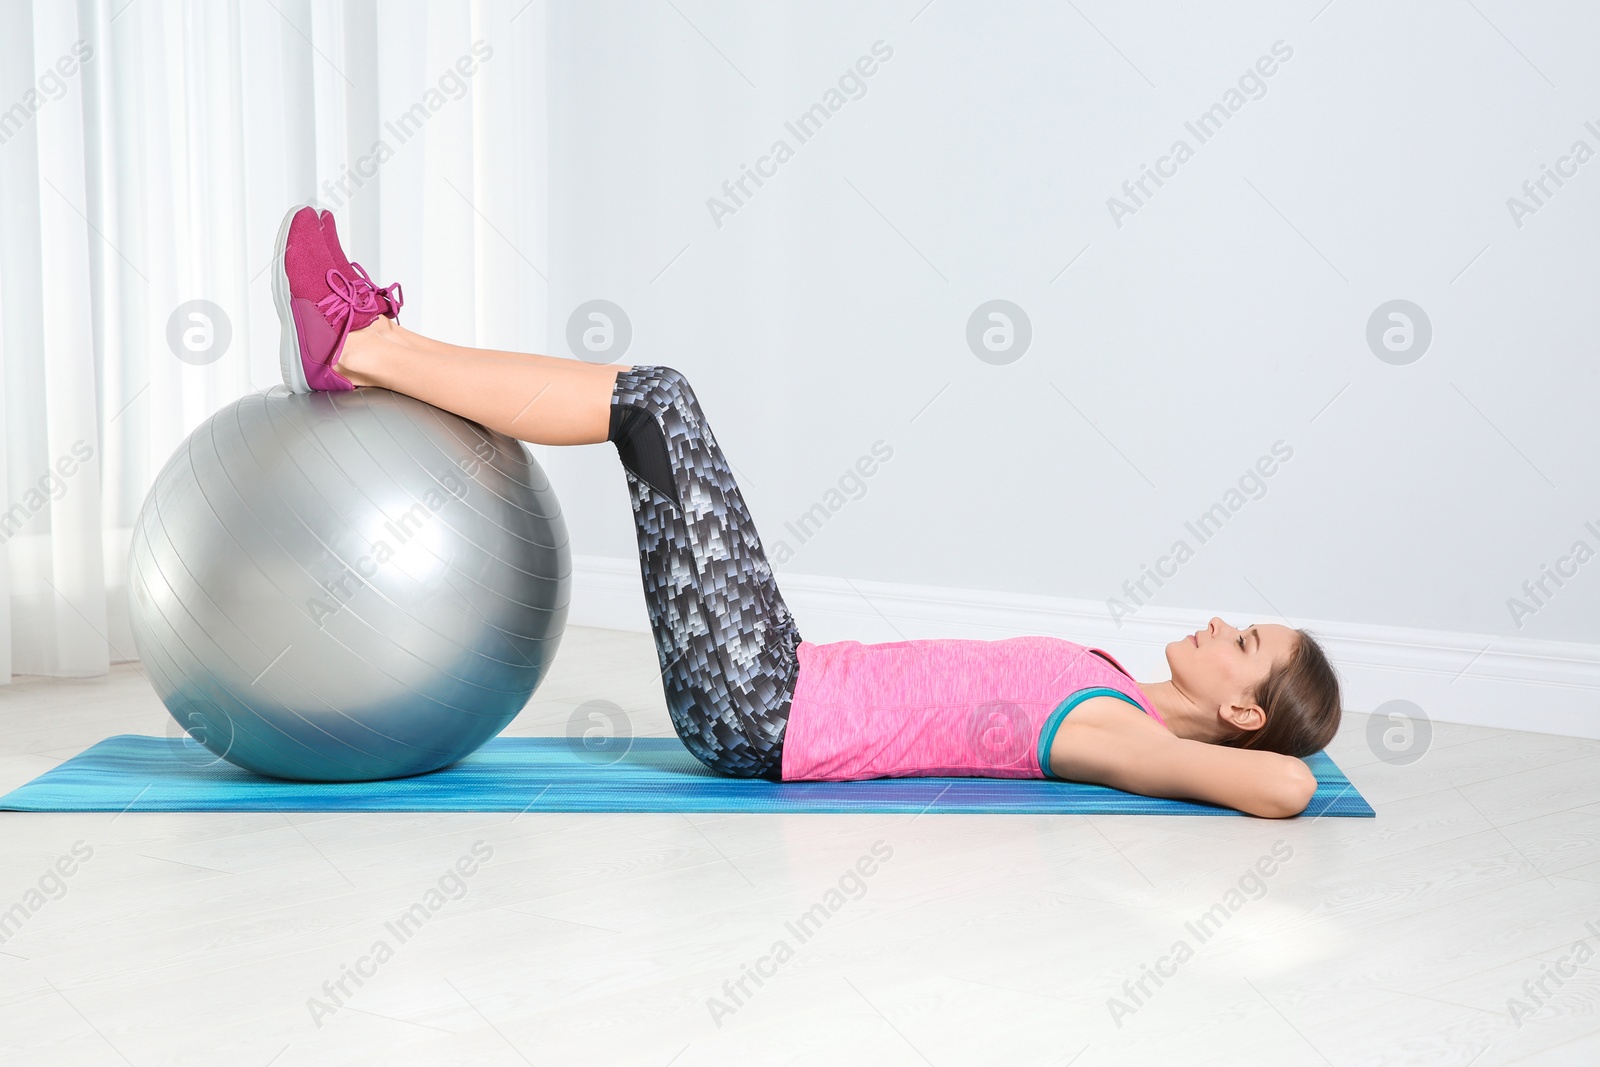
[609,366,803,779]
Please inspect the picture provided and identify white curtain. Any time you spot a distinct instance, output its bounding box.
[0,0,548,682]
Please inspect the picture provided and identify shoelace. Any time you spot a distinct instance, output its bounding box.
[353,261,403,317]
[315,263,403,324]
[313,264,404,372]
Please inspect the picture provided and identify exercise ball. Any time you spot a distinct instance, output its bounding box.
[127,386,570,782]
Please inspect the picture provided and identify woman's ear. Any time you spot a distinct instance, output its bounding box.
[1223,701,1267,734]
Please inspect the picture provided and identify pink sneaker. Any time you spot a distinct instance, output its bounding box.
[270,204,392,393]
[318,210,404,320]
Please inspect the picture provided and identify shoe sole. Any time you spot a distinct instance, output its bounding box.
[272,204,311,394]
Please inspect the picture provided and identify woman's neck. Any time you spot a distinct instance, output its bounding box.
[1137,679,1220,743]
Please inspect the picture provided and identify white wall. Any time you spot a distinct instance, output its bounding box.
[536,1,1600,731]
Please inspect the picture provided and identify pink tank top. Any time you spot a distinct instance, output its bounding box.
[779,636,1166,781]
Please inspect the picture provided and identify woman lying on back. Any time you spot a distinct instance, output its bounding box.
[274,204,1341,819]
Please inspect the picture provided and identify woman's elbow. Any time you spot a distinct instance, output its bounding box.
[1265,762,1318,818]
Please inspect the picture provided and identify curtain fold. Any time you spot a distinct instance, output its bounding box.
[0,0,549,682]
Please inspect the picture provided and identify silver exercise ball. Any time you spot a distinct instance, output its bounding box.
[127,387,570,782]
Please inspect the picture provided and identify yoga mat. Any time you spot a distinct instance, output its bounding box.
[0,735,1375,816]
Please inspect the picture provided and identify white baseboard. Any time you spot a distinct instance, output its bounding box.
[569,554,1600,741]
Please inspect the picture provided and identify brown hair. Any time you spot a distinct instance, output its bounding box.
[1220,629,1341,758]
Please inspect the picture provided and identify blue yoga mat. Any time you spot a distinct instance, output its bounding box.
[0,735,1375,816]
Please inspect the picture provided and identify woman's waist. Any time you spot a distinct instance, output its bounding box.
[780,697,1055,780]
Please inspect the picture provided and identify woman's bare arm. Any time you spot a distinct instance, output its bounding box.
[1048,697,1318,818]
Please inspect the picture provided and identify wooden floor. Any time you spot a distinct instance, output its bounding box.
[0,625,1597,1066]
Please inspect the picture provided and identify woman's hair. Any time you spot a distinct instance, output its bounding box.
[1219,628,1342,758]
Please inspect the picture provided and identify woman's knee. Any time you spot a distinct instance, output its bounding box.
[649,364,689,389]
[641,365,698,412]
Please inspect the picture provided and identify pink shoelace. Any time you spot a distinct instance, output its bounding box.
[311,263,404,373]
[314,262,404,324]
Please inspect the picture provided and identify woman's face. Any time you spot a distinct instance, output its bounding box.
[1166,617,1297,724]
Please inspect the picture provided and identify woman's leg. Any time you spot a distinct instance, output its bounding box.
[335,316,621,444]
[607,365,802,779]
[336,321,802,779]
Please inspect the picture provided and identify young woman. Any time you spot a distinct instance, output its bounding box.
[274,205,1340,819]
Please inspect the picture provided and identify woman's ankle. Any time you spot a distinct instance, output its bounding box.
[334,317,395,387]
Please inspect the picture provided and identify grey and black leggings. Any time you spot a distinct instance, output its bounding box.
[607,365,802,779]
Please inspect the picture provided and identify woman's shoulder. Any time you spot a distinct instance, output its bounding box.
[1046,694,1167,782]
[1059,693,1167,733]
[1050,690,1167,754]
